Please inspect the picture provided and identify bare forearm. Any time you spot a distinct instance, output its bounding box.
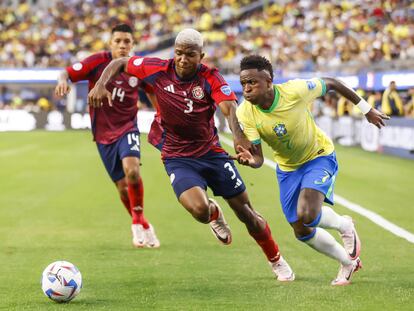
[97,57,129,86]
[323,77,361,104]
[226,105,244,139]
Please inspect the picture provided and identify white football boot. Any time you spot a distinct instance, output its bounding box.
[331,257,362,286]
[131,224,146,248]
[208,198,232,245]
[144,224,160,248]
[269,256,295,282]
[340,216,361,260]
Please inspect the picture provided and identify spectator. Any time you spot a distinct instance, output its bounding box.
[367,91,382,110]
[381,81,404,116]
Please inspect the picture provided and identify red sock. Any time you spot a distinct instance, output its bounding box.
[249,223,280,262]
[209,203,219,222]
[127,178,149,229]
[120,196,132,216]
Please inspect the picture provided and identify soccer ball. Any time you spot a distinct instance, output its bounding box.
[41,261,82,303]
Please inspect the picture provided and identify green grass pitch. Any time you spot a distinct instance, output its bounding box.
[0,131,413,310]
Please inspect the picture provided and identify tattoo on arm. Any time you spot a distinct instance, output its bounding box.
[227,105,244,137]
[98,57,129,86]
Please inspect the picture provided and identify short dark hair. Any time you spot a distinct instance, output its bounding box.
[111,23,133,34]
[240,55,274,80]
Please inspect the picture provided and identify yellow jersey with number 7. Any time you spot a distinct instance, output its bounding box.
[236,78,334,172]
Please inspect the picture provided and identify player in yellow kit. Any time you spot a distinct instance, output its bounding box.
[235,55,389,285]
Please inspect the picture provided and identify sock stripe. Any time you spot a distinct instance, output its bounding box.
[297,228,317,241]
[304,212,322,227]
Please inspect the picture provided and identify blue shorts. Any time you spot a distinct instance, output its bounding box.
[164,151,246,199]
[97,131,141,182]
[276,152,338,223]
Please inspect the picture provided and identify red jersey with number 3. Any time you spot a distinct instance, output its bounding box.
[66,51,140,144]
[126,56,237,158]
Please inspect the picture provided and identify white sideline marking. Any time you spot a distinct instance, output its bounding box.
[220,135,414,244]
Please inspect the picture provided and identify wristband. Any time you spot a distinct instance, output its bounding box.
[356,99,371,115]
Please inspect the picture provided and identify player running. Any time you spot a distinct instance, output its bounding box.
[235,55,389,285]
[54,24,159,248]
[88,29,294,281]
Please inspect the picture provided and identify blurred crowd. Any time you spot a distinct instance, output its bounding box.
[1,0,414,118]
[1,0,414,74]
[0,0,250,68]
[312,81,414,118]
[204,0,414,74]
[1,81,413,119]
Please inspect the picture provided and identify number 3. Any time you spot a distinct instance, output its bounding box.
[224,162,236,180]
[184,98,193,113]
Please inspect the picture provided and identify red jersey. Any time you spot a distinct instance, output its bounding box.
[126,57,237,158]
[66,51,140,144]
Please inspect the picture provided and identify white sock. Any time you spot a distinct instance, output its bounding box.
[304,228,352,265]
[318,205,351,234]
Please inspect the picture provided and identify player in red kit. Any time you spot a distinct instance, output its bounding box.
[89,29,294,281]
[55,24,160,248]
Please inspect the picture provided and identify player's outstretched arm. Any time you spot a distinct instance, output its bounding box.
[55,70,71,97]
[323,77,390,129]
[235,144,264,168]
[219,100,252,151]
[88,57,130,107]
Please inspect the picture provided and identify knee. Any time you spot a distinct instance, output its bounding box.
[297,202,317,225]
[293,225,315,241]
[125,167,140,183]
[187,201,210,224]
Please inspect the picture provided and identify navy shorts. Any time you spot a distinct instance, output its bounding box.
[276,152,338,223]
[164,151,246,199]
[97,131,141,182]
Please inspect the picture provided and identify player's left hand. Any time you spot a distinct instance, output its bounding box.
[365,108,390,129]
[88,83,112,108]
[235,145,255,166]
[233,135,252,154]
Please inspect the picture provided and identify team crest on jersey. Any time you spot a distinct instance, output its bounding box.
[72,62,83,71]
[220,85,232,96]
[128,77,138,87]
[192,86,204,99]
[133,58,143,66]
[273,123,287,137]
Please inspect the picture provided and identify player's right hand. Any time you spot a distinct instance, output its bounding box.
[54,81,71,97]
[365,107,390,129]
[88,83,112,108]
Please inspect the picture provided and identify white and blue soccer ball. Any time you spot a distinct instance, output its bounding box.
[41,260,82,303]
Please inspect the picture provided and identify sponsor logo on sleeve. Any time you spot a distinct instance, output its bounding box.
[192,86,204,99]
[220,85,232,96]
[133,58,143,66]
[128,76,138,87]
[306,80,316,90]
[72,63,83,71]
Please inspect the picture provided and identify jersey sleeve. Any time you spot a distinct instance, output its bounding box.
[207,69,237,104]
[66,53,106,82]
[126,56,167,83]
[289,78,326,103]
[236,102,261,144]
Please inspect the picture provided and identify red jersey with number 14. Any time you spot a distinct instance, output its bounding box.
[66,51,140,144]
[126,57,237,158]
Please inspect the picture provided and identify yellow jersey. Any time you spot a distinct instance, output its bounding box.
[236,78,334,171]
